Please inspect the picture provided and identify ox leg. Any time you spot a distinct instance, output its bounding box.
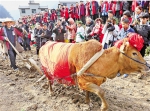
[85,91,90,104]
[48,80,53,96]
[82,83,108,111]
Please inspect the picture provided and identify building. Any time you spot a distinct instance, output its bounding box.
[18,0,48,17]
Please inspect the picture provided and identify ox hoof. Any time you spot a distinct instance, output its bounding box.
[137,74,144,79]
[100,108,107,111]
[100,105,108,111]
[49,91,54,96]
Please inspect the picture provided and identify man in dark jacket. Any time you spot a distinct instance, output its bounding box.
[41,24,51,45]
[35,24,43,55]
[47,20,54,41]
[53,19,66,42]
[134,13,150,57]
[85,17,95,40]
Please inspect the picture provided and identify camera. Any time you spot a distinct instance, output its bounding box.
[107,22,113,28]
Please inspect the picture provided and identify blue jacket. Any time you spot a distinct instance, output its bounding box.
[117,26,135,40]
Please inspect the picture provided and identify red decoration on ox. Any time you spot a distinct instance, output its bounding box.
[40,42,75,85]
[114,33,144,51]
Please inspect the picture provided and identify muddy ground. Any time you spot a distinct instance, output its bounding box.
[0,46,150,111]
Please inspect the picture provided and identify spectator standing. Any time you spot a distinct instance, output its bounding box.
[117,18,135,78]
[102,18,119,49]
[66,18,76,43]
[76,21,85,43]
[79,1,86,24]
[69,4,75,20]
[85,0,91,18]
[134,13,150,57]
[64,5,69,21]
[87,18,103,42]
[101,1,109,24]
[85,17,95,40]
[75,2,80,21]
[53,19,66,42]
[122,1,130,12]
[91,0,99,20]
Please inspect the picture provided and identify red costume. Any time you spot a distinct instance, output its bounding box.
[64,7,69,20]
[69,6,75,18]
[75,6,79,19]
[85,2,91,16]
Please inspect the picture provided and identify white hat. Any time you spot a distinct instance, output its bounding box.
[3,18,15,23]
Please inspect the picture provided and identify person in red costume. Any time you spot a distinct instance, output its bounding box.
[50,9,57,22]
[85,0,91,17]
[132,0,138,12]
[91,0,99,20]
[79,1,86,24]
[69,4,75,20]
[101,1,109,24]
[64,5,69,21]
[75,2,80,21]
[60,5,65,18]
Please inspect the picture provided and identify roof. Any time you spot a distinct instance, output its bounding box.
[59,1,77,4]
[19,6,30,9]
[38,6,48,9]
[28,3,40,5]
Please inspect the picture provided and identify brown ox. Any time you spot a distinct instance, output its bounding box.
[39,38,149,111]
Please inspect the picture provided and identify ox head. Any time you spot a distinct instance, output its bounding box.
[116,33,150,75]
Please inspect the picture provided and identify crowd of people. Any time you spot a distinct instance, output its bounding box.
[0,0,150,78]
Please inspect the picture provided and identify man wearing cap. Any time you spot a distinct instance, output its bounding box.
[134,12,150,57]
[0,18,19,70]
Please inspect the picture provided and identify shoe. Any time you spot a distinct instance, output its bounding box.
[123,74,128,78]
[13,66,19,71]
[117,73,121,77]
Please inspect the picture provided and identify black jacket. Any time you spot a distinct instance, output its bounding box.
[53,25,66,41]
[134,25,150,44]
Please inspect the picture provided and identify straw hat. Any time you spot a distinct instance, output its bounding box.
[2,18,15,25]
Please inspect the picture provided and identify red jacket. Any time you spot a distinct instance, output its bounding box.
[69,6,75,18]
[111,1,123,15]
[85,2,90,16]
[75,6,79,19]
[101,1,109,13]
[60,9,64,17]
[79,4,85,16]
[132,0,138,11]
[64,8,69,20]
[90,25,104,43]
[50,12,57,21]
[43,16,47,23]
[28,33,31,39]
[14,27,23,37]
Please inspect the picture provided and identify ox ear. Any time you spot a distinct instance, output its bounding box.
[120,42,129,53]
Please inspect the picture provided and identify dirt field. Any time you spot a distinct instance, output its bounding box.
[0,46,150,111]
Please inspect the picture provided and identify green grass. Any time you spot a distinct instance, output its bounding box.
[145,46,150,56]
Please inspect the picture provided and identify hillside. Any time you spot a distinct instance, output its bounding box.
[0,5,13,19]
